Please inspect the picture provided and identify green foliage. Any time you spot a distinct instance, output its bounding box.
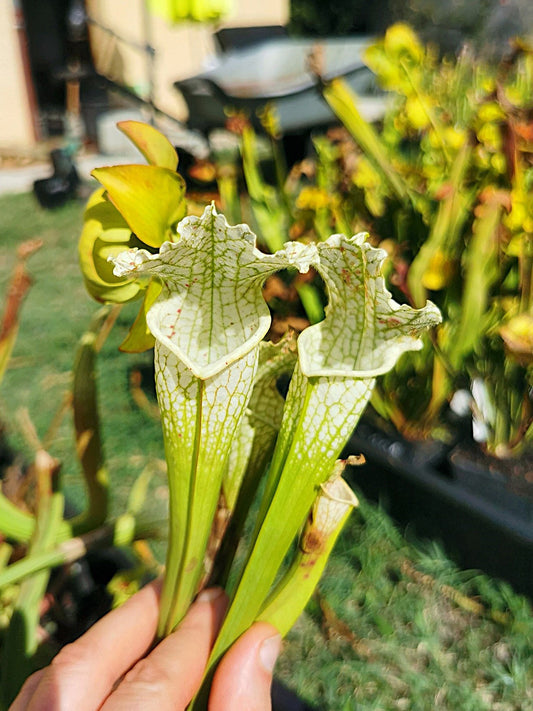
[337,25,533,454]
[0,194,165,512]
[277,498,533,710]
[220,24,533,456]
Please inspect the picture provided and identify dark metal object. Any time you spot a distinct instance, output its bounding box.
[174,36,385,135]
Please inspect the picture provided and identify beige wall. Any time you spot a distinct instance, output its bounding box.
[0,2,37,151]
[0,0,289,148]
[87,0,289,120]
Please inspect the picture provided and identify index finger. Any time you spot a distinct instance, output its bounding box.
[13,579,162,711]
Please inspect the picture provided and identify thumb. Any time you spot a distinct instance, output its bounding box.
[209,622,282,711]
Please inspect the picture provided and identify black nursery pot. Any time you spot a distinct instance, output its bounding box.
[344,420,533,597]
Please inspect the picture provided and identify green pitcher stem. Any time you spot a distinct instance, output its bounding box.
[108,202,440,711]
[258,470,358,636]
[156,346,261,637]
[158,379,204,637]
[203,371,376,685]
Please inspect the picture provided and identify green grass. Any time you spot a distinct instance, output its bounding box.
[0,192,167,521]
[279,499,533,710]
[1,192,532,710]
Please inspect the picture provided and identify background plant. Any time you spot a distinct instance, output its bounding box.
[332,23,533,456]
[211,24,533,458]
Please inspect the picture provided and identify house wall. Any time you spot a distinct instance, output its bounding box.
[86,0,289,121]
[0,1,38,151]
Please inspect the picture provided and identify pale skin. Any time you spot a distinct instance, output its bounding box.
[10,582,281,711]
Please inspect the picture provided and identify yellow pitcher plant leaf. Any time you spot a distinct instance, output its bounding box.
[92,165,186,248]
[79,188,145,303]
[119,279,161,353]
[117,120,178,170]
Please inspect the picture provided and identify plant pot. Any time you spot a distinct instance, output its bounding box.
[449,446,533,517]
[344,420,533,598]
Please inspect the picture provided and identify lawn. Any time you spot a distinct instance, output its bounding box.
[0,192,532,710]
[0,192,167,522]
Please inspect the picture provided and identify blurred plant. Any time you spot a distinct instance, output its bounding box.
[207,24,533,457]
[79,120,186,353]
[0,240,42,386]
[0,289,165,708]
[147,0,233,23]
[309,23,533,456]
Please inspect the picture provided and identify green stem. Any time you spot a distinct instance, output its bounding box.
[322,78,409,203]
[0,515,166,589]
[0,542,12,570]
[68,308,110,535]
[191,470,318,710]
[399,58,451,164]
[245,370,313,563]
[0,492,53,544]
[217,167,241,226]
[157,347,259,638]
[258,474,357,636]
[211,338,297,589]
[162,380,204,636]
[156,417,195,637]
[0,456,64,709]
[195,372,374,706]
[520,232,533,313]
[209,449,269,589]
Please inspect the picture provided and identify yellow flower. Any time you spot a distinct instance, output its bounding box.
[477,122,502,150]
[500,313,533,365]
[477,102,505,123]
[443,126,468,151]
[421,249,455,291]
[296,187,331,211]
[79,121,187,350]
[384,23,424,65]
[405,95,431,130]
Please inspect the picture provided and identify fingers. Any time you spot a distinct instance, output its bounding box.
[12,579,163,711]
[209,622,281,711]
[10,585,276,711]
[101,587,227,711]
[9,669,44,711]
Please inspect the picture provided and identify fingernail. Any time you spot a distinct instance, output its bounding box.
[259,633,282,673]
[196,587,225,603]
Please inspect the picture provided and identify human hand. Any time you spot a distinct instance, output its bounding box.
[10,581,281,711]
